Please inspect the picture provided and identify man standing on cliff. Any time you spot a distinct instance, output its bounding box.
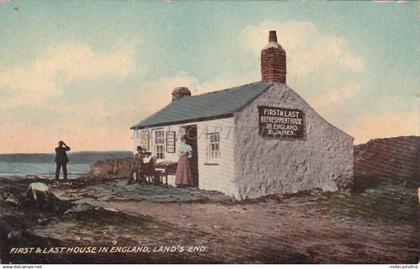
[55,141,71,181]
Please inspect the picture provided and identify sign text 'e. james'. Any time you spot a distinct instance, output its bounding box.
[258,106,305,139]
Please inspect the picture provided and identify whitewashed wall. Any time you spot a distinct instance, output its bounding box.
[233,83,354,200]
[196,118,237,197]
[133,118,237,197]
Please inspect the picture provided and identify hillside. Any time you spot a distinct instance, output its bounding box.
[353,136,420,190]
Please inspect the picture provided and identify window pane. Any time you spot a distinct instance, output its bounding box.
[155,131,165,159]
[208,133,220,160]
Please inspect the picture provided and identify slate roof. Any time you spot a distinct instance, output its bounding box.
[131,81,273,130]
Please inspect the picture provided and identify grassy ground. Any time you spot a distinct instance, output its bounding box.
[0,176,418,264]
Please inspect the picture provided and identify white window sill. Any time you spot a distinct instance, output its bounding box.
[204,162,220,166]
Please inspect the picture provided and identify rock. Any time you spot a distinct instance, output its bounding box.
[104,207,118,212]
[0,192,10,200]
[187,223,197,227]
[37,218,49,225]
[7,230,22,240]
[5,194,19,205]
[418,187,420,204]
[64,203,96,214]
[310,190,323,196]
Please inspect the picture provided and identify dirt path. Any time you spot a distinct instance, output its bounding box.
[51,181,418,264]
[1,177,417,263]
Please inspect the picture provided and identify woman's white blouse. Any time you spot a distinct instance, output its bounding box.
[177,143,192,157]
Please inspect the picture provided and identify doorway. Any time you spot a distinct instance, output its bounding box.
[183,125,199,187]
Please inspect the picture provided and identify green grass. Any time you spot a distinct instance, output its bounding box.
[317,182,417,225]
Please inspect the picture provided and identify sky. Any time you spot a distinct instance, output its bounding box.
[0,0,419,153]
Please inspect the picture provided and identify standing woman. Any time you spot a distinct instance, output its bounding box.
[175,135,194,187]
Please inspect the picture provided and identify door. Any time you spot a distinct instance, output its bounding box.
[184,125,199,187]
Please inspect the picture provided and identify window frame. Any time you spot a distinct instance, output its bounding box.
[208,132,221,160]
[166,131,176,153]
[139,130,150,150]
[153,128,165,159]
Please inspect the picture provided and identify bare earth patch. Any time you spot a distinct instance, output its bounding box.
[0,177,418,263]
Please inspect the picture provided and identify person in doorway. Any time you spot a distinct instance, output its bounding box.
[175,135,194,187]
[128,146,146,185]
[55,141,71,181]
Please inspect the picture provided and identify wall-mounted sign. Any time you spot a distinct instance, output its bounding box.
[258,106,305,139]
[139,130,150,150]
[166,131,176,153]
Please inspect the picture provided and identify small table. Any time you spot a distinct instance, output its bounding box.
[154,168,168,185]
[154,163,177,186]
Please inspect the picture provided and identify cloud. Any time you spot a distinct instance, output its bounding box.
[0,70,248,153]
[239,20,364,77]
[0,41,135,107]
[0,20,376,152]
[311,82,362,112]
[239,20,367,134]
[124,71,253,125]
[344,111,419,144]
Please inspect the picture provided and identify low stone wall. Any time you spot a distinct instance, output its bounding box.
[88,158,133,179]
[353,136,420,188]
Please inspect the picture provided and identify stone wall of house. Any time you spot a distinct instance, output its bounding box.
[233,83,354,200]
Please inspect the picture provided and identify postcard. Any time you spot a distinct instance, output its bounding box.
[0,0,418,265]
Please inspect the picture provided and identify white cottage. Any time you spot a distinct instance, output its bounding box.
[131,31,353,200]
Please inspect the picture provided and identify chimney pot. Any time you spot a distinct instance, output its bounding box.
[172,87,191,101]
[269,30,277,43]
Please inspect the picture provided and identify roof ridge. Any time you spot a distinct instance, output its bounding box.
[193,81,266,97]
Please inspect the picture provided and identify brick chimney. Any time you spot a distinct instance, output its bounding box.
[261,30,287,83]
[172,87,191,101]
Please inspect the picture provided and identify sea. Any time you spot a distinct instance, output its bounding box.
[0,151,132,179]
[0,161,91,179]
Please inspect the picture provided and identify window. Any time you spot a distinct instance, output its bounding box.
[154,129,165,159]
[166,131,176,153]
[208,133,221,159]
[139,130,150,150]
